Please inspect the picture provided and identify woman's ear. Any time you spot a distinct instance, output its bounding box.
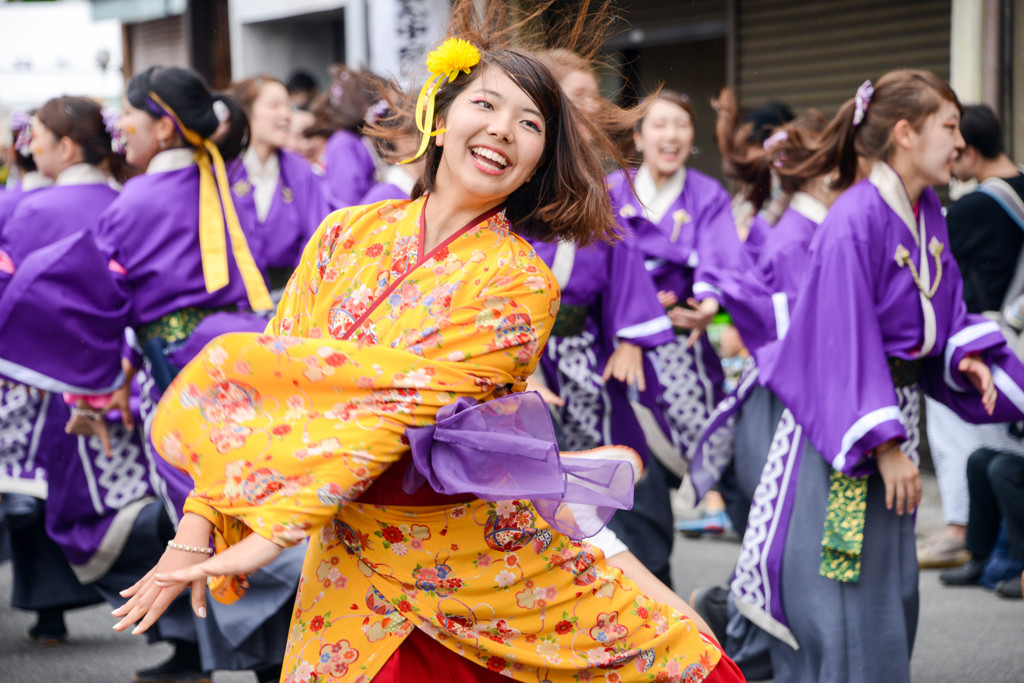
[154,116,177,146]
[58,135,79,165]
[633,128,643,153]
[891,119,914,151]
[434,116,445,147]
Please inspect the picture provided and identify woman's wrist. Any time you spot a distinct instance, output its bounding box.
[872,439,902,460]
[173,511,215,545]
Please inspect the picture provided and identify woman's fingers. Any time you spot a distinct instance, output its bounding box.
[118,567,155,599]
[191,578,207,619]
[130,587,182,635]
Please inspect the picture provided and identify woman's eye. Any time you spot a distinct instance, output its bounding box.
[522,120,541,132]
[471,98,492,110]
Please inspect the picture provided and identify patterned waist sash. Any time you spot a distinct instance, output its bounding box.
[135,305,236,348]
[550,304,588,338]
[820,356,923,582]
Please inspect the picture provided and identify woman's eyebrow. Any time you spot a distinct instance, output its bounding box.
[477,88,542,119]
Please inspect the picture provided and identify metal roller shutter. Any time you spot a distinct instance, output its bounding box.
[737,0,951,114]
[128,15,188,76]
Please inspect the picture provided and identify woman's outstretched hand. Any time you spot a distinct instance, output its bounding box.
[958,355,997,415]
[113,532,283,634]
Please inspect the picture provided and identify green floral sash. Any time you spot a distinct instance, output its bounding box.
[820,357,921,582]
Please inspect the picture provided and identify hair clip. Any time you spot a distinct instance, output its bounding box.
[853,80,874,127]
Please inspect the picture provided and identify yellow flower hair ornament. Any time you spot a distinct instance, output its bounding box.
[402,38,481,164]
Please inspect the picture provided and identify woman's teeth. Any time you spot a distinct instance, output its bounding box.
[471,147,509,169]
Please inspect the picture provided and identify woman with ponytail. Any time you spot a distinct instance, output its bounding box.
[721,70,1024,682]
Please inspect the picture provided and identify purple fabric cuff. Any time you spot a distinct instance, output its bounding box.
[403,391,635,540]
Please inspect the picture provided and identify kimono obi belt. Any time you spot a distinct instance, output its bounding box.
[549,304,588,338]
[135,305,238,347]
[887,356,922,388]
[402,391,635,541]
[821,355,923,584]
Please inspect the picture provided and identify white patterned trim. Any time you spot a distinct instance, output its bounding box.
[548,332,610,451]
[834,405,903,472]
[944,320,1003,391]
[731,408,801,651]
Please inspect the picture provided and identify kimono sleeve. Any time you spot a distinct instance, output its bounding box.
[759,236,904,477]
[603,241,674,348]
[692,187,742,303]
[157,246,558,553]
[919,263,1024,422]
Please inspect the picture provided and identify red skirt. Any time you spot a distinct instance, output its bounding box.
[374,627,747,682]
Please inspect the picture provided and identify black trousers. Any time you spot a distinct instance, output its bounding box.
[965,447,1024,561]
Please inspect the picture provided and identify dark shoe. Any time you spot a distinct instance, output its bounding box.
[995,577,1023,599]
[26,624,67,646]
[133,642,211,683]
[939,557,987,586]
[689,585,730,643]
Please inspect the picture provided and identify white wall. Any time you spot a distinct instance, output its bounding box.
[0,0,123,137]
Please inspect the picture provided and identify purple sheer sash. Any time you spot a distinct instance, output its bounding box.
[403,391,635,540]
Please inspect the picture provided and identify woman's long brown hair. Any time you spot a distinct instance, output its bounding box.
[365,0,644,247]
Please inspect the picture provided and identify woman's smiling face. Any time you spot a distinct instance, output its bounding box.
[433,65,547,207]
[635,98,694,183]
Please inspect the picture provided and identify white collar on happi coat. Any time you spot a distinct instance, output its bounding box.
[19,171,53,191]
[869,160,944,356]
[634,165,686,225]
[380,164,416,198]
[147,148,196,175]
[55,163,108,187]
[787,191,828,224]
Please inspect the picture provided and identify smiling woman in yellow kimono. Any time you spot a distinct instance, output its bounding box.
[110,4,744,682]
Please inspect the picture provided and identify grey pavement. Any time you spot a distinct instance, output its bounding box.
[1,472,1022,682]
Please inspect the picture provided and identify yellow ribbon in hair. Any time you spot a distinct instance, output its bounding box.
[148,92,273,311]
[402,38,481,164]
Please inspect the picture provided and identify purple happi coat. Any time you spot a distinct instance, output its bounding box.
[528,237,674,456]
[688,192,830,500]
[0,172,52,237]
[0,166,156,579]
[322,129,377,210]
[608,165,741,460]
[732,161,1024,653]
[0,151,267,517]
[0,167,122,485]
[229,148,328,275]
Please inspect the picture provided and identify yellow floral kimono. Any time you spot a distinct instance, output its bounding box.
[152,197,722,682]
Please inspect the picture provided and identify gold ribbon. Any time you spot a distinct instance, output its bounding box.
[148,92,272,311]
[401,38,481,164]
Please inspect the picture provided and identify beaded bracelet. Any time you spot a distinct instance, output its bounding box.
[166,540,214,555]
[71,405,105,421]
